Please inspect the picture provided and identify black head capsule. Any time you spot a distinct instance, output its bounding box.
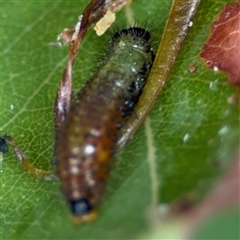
[69,198,97,223]
[70,198,92,216]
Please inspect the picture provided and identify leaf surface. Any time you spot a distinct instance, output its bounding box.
[1,1,239,239]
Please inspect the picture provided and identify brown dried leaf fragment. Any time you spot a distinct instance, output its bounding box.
[200,1,240,87]
[94,10,116,36]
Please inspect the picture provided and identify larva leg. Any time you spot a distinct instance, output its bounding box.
[5,135,57,181]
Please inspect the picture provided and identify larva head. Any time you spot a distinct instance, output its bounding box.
[113,27,150,41]
[112,27,152,53]
[69,198,97,223]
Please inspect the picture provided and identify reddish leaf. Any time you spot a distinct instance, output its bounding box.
[200,1,240,87]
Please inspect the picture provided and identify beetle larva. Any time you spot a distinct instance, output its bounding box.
[56,27,155,221]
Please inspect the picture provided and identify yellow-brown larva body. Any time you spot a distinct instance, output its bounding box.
[56,27,155,220]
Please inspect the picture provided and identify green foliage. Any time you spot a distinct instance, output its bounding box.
[1,0,239,239]
[193,207,240,240]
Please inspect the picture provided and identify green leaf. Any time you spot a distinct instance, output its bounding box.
[193,207,240,240]
[1,0,239,239]
[136,207,240,240]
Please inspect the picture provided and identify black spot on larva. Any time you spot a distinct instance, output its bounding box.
[116,122,124,129]
[70,198,92,216]
[139,62,153,75]
[124,98,136,110]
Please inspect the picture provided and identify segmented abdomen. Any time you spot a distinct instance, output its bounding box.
[56,27,155,219]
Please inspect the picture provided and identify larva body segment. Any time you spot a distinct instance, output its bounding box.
[56,27,155,221]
